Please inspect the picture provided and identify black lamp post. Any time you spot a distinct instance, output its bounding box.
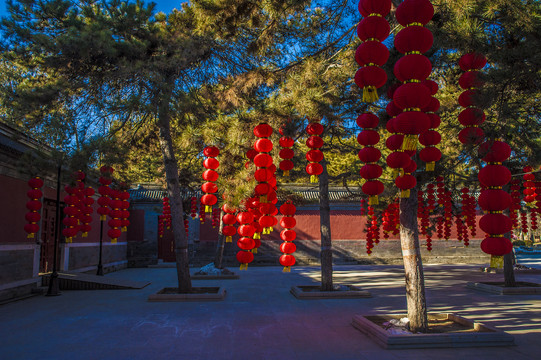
[46,164,62,296]
[96,219,104,276]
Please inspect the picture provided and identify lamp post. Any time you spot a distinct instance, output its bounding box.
[96,219,104,276]
[46,164,62,296]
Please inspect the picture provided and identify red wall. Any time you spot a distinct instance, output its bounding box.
[199,209,483,242]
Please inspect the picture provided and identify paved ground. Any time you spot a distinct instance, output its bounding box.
[1,263,540,360]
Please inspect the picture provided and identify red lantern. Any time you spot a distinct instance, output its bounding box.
[395,174,416,198]
[394,26,433,54]
[459,52,487,71]
[393,54,432,83]
[254,123,273,138]
[354,66,388,102]
[278,201,297,272]
[395,0,434,26]
[362,180,384,205]
[356,16,390,42]
[478,140,511,163]
[355,41,389,67]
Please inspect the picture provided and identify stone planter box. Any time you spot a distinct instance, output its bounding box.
[148,287,226,302]
[290,285,371,299]
[191,274,240,280]
[467,281,541,294]
[352,313,515,349]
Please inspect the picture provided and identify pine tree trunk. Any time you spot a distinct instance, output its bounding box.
[399,186,428,333]
[503,252,516,287]
[319,159,333,291]
[156,92,192,294]
[214,209,226,269]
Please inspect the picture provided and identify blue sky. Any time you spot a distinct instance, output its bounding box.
[0,1,185,18]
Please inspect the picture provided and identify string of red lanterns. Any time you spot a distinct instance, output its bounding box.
[201,146,220,214]
[278,133,295,177]
[236,210,255,270]
[222,203,237,243]
[355,0,391,102]
[279,201,297,272]
[305,119,324,183]
[457,52,487,145]
[358,113,384,205]
[24,177,44,238]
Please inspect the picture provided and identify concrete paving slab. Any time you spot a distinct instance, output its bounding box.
[0,264,539,360]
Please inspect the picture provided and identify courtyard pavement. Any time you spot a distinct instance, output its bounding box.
[0,263,540,360]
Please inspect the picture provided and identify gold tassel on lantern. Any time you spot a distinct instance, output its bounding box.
[282,266,291,273]
[252,248,258,254]
[82,232,88,237]
[205,205,212,213]
[27,233,34,239]
[283,170,289,177]
[226,236,232,243]
[401,135,418,151]
[490,255,504,269]
[253,232,260,240]
[368,195,379,205]
[426,161,435,171]
[239,263,248,270]
[362,86,379,103]
[400,189,411,198]
[100,215,106,221]
[310,175,318,183]
[259,195,267,203]
[111,238,117,244]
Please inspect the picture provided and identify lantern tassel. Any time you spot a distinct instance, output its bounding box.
[259,195,267,203]
[254,232,260,240]
[27,233,35,239]
[282,266,291,272]
[66,237,72,243]
[490,255,504,269]
[426,161,435,171]
[111,238,117,244]
[402,135,418,151]
[252,248,258,254]
[368,195,379,205]
[226,236,232,243]
[400,190,411,198]
[283,170,289,177]
[82,232,88,237]
[310,175,318,183]
[100,215,106,221]
[362,86,379,103]
[122,226,127,232]
[205,205,212,213]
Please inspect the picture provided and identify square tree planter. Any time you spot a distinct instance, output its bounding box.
[467,281,541,295]
[148,287,226,302]
[352,313,515,349]
[290,284,371,299]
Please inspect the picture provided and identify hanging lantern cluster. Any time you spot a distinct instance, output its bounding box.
[119,187,130,232]
[478,138,513,267]
[236,211,255,270]
[97,166,113,221]
[522,166,536,204]
[395,157,417,199]
[190,196,198,219]
[355,0,391,102]
[158,197,171,238]
[278,134,295,177]
[457,52,487,145]
[279,201,297,272]
[253,123,274,203]
[365,205,379,254]
[520,211,529,234]
[211,207,220,228]
[305,119,324,183]
[381,204,392,240]
[419,80,442,171]
[360,198,366,216]
[62,182,82,243]
[184,218,189,235]
[383,199,400,238]
[201,146,220,213]
[435,176,445,239]
[462,188,477,246]
[357,113,384,205]
[535,179,541,230]
[199,201,206,223]
[80,182,95,237]
[509,179,521,229]
[222,204,237,243]
[435,176,453,240]
[107,189,123,243]
[392,0,435,153]
[25,177,44,238]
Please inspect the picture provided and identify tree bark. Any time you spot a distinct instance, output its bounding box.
[502,207,516,286]
[155,88,192,293]
[319,159,333,291]
[399,186,428,333]
[214,209,226,269]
